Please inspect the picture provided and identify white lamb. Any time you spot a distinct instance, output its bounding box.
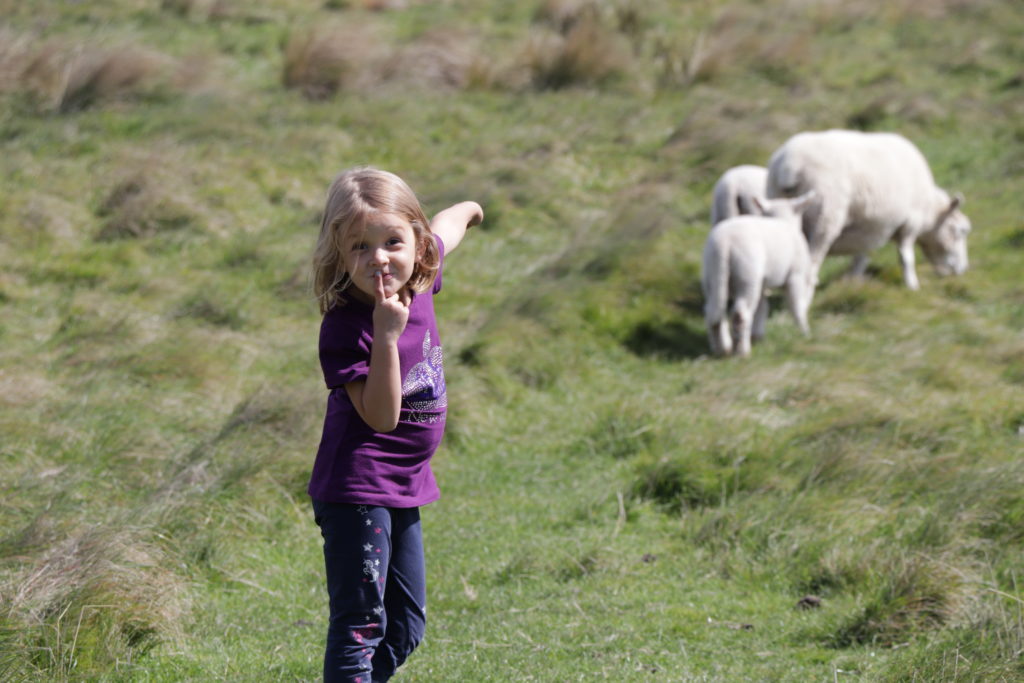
[766,129,971,290]
[710,164,769,226]
[702,193,816,358]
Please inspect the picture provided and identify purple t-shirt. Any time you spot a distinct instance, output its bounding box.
[308,236,447,507]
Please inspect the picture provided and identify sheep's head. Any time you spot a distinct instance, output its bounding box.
[919,192,970,276]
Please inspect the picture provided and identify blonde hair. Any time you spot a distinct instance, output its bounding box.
[312,167,440,314]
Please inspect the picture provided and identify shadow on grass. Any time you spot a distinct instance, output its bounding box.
[623,318,707,360]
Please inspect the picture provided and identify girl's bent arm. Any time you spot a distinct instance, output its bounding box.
[344,334,402,432]
[429,201,483,254]
[344,279,410,433]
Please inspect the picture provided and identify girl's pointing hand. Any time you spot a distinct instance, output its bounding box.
[372,272,410,343]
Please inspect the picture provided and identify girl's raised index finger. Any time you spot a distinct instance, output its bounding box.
[374,272,386,303]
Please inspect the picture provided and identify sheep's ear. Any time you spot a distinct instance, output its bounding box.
[950,192,964,209]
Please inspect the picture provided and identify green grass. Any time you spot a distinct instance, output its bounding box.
[2,0,1024,680]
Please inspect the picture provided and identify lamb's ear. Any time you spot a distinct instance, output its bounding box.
[950,192,965,209]
[791,190,816,212]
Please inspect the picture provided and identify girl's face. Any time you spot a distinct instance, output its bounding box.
[342,212,421,304]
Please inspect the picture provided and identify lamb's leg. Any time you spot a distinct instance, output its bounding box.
[752,295,769,342]
[786,277,813,337]
[732,297,755,357]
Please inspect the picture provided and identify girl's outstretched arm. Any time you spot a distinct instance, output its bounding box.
[429,201,483,254]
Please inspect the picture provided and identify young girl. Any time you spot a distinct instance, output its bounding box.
[308,166,482,683]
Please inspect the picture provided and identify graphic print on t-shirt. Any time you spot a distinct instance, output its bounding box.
[402,331,446,422]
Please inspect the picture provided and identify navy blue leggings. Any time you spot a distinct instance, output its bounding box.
[312,500,427,683]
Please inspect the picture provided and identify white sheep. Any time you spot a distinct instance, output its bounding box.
[766,129,971,290]
[710,164,769,226]
[702,192,816,357]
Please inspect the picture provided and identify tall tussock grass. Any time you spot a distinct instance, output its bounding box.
[0,525,189,680]
[281,24,492,96]
[533,0,599,35]
[282,24,383,99]
[95,170,198,241]
[1,33,185,113]
[522,11,634,90]
[160,0,233,22]
[831,552,980,647]
[281,1,639,96]
[378,28,483,91]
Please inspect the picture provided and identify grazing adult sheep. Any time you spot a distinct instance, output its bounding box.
[766,129,971,290]
[702,192,816,358]
[710,164,769,226]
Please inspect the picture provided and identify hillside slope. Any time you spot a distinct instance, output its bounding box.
[1,1,1022,680]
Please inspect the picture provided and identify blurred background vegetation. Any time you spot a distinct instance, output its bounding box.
[1,0,1022,680]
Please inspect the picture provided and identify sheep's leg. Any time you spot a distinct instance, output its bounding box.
[895,233,920,290]
[718,318,733,356]
[706,321,719,356]
[752,295,769,342]
[847,253,870,278]
[707,314,733,356]
[805,200,848,282]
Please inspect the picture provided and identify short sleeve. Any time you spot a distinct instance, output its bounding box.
[319,306,372,389]
[432,233,445,295]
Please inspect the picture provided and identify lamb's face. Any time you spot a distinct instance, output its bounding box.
[920,207,971,276]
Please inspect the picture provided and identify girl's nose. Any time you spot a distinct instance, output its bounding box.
[370,247,388,265]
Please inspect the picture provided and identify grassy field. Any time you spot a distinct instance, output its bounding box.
[2,0,1023,680]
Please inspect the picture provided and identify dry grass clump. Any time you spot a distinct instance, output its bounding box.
[662,99,807,182]
[357,0,412,9]
[8,191,95,247]
[0,29,207,112]
[283,23,488,95]
[2,525,190,675]
[533,0,601,35]
[662,5,812,87]
[17,42,174,113]
[95,172,197,241]
[174,286,249,329]
[0,28,33,93]
[61,48,168,112]
[647,2,815,88]
[324,0,414,9]
[810,0,993,24]
[0,371,55,409]
[160,0,237,21]
[522,15,634,90]
[832,552,981,647]
[282,24,385,99]
[379,28,482,91]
